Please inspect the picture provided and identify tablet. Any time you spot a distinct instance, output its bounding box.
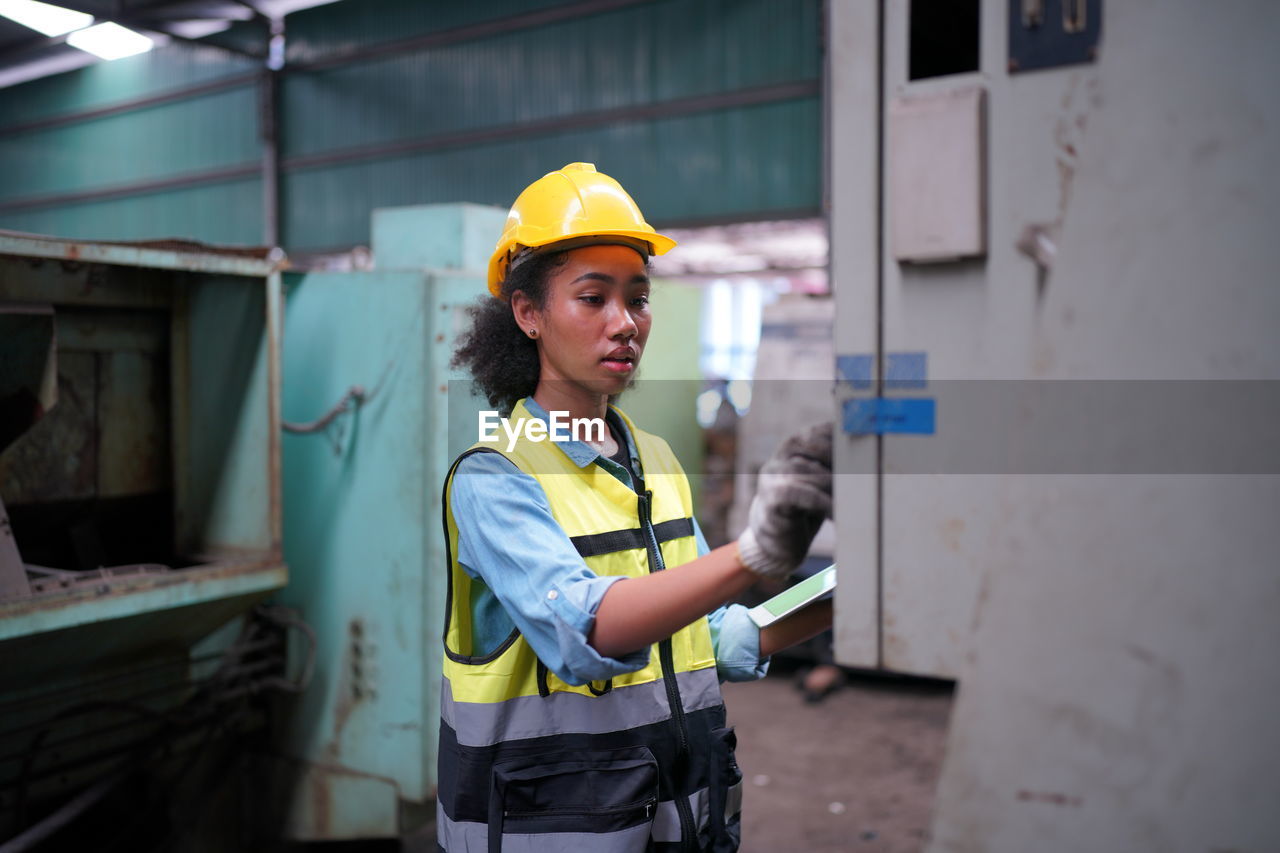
[746,565,836,628]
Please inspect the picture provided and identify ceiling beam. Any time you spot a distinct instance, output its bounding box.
[35,0,266,59]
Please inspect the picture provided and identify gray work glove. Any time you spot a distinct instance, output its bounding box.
[737,422,833,581]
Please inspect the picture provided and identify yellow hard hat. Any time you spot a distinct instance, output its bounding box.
[487,162,677,297]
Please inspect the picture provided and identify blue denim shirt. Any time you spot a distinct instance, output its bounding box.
[448,397,768,686]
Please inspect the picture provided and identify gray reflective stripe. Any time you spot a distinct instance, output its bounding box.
[442,666,722,747]
[437,800,655,852]
[650,795,685,842]
[650,783,741,843]
[725,779,744,821]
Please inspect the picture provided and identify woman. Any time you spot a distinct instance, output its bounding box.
[440,162,833,852]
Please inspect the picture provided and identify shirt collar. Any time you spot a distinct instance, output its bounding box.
[520,396,641,472]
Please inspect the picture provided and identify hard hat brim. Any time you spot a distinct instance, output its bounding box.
[487,228,677,298]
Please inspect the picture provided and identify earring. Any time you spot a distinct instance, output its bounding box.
[529,328,538,338]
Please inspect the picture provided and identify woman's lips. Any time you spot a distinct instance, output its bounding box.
[601,357,634,374]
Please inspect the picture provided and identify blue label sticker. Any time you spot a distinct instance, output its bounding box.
[885,352,927,389]
[836,355,874,389]
[842,398,936,435]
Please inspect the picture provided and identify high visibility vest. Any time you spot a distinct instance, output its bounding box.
[437,400,744,852]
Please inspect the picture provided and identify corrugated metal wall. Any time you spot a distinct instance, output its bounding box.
[0,0,821,253]
[0,45,263,245]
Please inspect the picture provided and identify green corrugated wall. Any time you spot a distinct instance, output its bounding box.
[0,0,821,252]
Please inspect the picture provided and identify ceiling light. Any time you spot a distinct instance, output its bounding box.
[0,0,92,37]
[67,21,153,60]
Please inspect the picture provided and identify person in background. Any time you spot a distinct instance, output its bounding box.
[438,162,833,852]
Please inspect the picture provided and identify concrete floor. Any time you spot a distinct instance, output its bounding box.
[724,666,954,853]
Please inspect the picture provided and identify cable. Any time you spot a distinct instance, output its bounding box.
[0,764,132,853]
[2,608,314,847]
[280,384,365,434]
[251,605,316,693]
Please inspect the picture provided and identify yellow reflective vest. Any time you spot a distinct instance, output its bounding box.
[437,400,743,852]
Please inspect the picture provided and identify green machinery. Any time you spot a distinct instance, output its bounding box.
[0,205,497,846]
[270,203,499,840]
[0,233,290,849]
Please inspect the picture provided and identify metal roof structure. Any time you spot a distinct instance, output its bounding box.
[0,0,332,88]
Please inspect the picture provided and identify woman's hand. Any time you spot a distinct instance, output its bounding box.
[737,422,834,581]
[589,423,834,658]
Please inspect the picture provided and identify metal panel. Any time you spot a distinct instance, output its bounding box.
[870,0,1036,681]
[176,275,276,556]
[832,0,1280,847]
[0,42,256,131]
[922,1,1280,846]
[829,0,882,668]
[0,177,264,246]
[1008,0,1102,73]
[283,0,580,66]
[0,86,258,203]
[281,0,820,160]
[275,205,498,837]
[889,87,987,262]
[0,499,25,599]
[283,96,821,250]
[0,350,97,504]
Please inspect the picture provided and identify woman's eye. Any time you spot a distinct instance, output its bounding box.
[579,294,603,304]
[631,295,650,307]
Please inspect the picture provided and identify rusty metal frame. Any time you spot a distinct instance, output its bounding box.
[0,229,287,640]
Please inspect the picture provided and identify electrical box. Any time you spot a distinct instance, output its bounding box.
[890,87,987,262]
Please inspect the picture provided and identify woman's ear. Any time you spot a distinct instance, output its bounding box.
[510,290,539,338]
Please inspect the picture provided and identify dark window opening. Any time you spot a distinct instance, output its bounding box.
[909,0,981,80]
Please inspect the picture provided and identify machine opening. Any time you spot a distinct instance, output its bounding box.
[909,0,981,80]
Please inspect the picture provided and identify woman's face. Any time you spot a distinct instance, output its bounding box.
[523,244,652,399]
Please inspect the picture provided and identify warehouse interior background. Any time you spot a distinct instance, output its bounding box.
[1,0,1278,851]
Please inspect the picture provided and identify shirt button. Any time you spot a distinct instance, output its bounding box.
[546,590,559,600]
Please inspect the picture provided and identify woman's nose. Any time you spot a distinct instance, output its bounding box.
[607,300,638,339]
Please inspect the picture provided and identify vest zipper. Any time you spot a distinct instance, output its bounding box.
[536,660,551,697]
[637,488,697,851]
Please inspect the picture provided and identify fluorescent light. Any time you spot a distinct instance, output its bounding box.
[0,0,92,37]
[67,22,153,60]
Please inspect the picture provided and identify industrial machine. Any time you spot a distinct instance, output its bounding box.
[0,233,292,850]
[268,203,499,841]
[829,1,1280,848]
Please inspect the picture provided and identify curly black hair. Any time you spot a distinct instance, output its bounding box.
[451,250,570,416]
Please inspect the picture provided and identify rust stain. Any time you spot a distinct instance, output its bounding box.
[311,767,331,836]
[940,518,966,553]
[328,618,366,756]
[1056,158,1076,218]
[1016,789,1083,807]
[969,571,992,634]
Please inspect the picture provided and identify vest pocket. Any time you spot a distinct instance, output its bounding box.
[706,726,744,852]
[488,746,659,852]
